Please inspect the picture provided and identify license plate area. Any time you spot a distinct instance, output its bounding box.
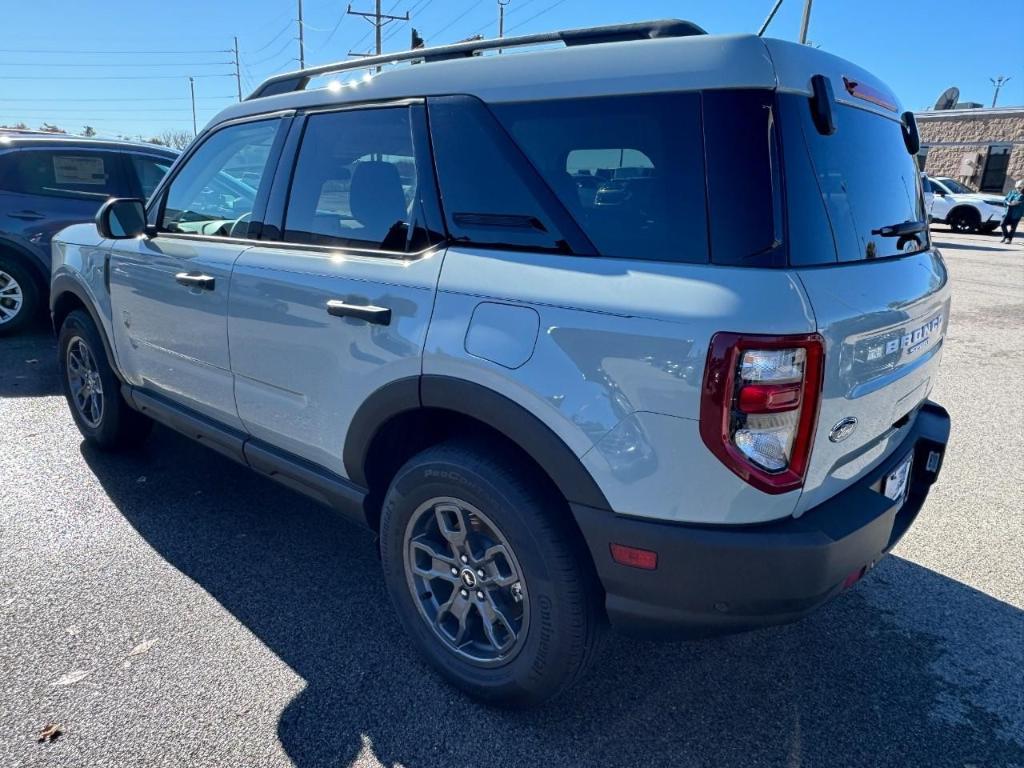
[883,452,913,505]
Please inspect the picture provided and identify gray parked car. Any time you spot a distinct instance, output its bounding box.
[50,20,951,706]
[0,133,176,334]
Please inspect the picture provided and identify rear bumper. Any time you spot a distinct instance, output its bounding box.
[571,400,950,638]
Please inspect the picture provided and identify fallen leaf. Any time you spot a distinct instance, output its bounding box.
[128,638,158,657]
[52,670,91,686]
[37,723,62,743]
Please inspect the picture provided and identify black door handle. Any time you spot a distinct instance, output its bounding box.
[175,272,216,290]
[7,210,45,221]
[326,300,391,325]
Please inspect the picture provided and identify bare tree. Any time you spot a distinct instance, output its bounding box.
[82,126,97,137]
[154,129,194,150]
[39,123,66,134]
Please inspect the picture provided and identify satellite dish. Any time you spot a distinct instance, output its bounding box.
[934,87,960,111]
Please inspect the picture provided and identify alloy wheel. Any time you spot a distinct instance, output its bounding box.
[404,496,529,667]
[0,269,24,325]
[66,336,105,428]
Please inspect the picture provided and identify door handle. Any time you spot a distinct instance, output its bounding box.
[7,210,45,221]
[175,272,216,290]
[326,300,391,325]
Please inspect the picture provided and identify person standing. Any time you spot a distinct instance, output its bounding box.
[1000,179,1023,243]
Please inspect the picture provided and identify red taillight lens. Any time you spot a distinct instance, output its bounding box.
[699,333,824,494]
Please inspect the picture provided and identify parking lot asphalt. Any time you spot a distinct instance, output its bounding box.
[1,229,1022,768]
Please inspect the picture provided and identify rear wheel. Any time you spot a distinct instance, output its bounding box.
[58,309,152,450]
[0,257,40,336]
[379,441,605,707]
[949,207,981,234]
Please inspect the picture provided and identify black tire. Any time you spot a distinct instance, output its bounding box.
[380,440,605,707]
[949,207,981,234]
[57,309,152,450]
[0,256,41,336]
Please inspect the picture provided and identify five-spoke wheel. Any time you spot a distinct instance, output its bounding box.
[66,336,105,428]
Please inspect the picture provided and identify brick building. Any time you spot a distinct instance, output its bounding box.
[914,107,1024,194]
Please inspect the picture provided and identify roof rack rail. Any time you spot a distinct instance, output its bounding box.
[247,19,706,100]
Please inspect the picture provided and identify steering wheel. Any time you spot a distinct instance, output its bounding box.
[227,211,253,238]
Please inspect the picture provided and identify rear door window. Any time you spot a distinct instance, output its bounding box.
[493,93,708,264]
[0,149,126,200]
[283,106,436,252]
[127,154,173,200]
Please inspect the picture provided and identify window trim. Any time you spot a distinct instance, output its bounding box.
[261,97,446,261]
[147,111,294,241]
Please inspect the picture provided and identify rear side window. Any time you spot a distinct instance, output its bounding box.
[284,106,437,252]
[494,93,708,264]
[0,149,125,199]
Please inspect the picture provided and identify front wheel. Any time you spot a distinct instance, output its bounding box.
[949,208,981,233]
[379,441,605,707]
[58,309,152,450]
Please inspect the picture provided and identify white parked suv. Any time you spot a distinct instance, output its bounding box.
[923,174,1007,234]
[49,20,950,706]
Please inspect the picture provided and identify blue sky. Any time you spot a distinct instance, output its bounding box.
[2,0,1022,139]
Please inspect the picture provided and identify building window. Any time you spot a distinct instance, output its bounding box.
[980,145,1011,193]
[916,145,929,172]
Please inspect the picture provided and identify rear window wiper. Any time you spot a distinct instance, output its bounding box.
[871,220,928,238]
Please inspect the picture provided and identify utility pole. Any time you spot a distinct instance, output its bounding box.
[347,1,409,72]
[990,75,1011,108]
[297,0,305,69]
[188,77,197,136]
[232,36,242,101]
[498,0,510,53]
[798,0,813,44]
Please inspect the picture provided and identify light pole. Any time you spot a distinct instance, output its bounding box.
[498,0,510,54]
[798,0,813,44]
[990,76,1011,108]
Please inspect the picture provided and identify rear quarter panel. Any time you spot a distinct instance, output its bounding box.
[425,247,816,524]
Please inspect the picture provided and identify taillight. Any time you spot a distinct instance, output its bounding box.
[699,333,824,494]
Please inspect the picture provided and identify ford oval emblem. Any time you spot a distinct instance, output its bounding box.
[829,417,858,443]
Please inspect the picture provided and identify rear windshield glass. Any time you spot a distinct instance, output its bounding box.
[493,93,709,264]
[779,94,927,263]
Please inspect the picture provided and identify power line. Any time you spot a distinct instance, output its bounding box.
[347,1,410,71]
[0,61,234,68]
[431,0,486,41]
[246,38,297,66]
[0,47,231,54]
[245,19,295,54]
[2,74,236,81]
[506,0,569,33]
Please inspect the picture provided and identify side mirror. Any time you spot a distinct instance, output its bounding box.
[96,198,147,239]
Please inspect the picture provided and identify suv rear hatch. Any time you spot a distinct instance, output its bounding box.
[773,76,950,514]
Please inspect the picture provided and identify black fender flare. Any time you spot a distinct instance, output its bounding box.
[343,374,611,511]
[50,275,121,381]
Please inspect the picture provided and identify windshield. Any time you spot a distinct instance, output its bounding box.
[779,94,927,263]
[937,178,974,194]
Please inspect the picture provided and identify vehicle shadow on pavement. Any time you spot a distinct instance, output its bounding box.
[0,328,62,398]
[931,239,1019,253]
[81,427,1024,768]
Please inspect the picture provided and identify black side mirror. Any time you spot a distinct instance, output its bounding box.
[901,110,920,155]
[96,198,147,239]
[809,74,837,136]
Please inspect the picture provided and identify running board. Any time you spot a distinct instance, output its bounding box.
[123,385,369,528]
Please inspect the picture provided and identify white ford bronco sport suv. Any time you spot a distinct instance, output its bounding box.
[50,20,951,706]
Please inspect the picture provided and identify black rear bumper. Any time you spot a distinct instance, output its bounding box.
[571,401,950,638]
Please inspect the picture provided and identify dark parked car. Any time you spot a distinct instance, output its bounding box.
[0,134,176,334]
